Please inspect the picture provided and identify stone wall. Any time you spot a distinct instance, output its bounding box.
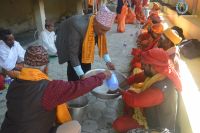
[0,0,83,33]
[0,0,35,33]
[44,0,83,22]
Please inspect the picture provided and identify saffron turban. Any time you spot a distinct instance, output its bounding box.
[151,23,164,34]
[141,48,182,91]
[163,28,182,45]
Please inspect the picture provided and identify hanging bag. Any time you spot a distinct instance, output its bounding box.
[117,0,128,32]
[125,7,136,24]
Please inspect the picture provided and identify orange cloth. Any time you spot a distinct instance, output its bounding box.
[88,0,98,6]
[139,23,163,51]
[125,8,136,24]
[18,68,49,81]
[141,48,182,91]
[82,15,108,63]
[151,23,163,34]
[18,68,72,124]
[117,2,128,32]
[142,19,153,30]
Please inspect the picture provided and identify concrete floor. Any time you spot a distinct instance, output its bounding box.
[0,23,138,133]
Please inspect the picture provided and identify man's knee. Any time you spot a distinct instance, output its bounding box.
[56,120,81,133]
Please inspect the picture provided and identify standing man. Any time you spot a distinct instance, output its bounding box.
[0,29,25,78]
[39,20,57,56]
[56,5,116,81]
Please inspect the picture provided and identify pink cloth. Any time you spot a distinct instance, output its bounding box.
[96,5,116,28]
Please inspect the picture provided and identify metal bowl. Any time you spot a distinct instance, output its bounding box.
[84,69,129,100]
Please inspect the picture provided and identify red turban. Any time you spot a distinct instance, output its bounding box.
[141,48,182,91]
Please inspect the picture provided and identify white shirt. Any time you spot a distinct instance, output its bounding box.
[39,29,57,55]
[0,40,25,71]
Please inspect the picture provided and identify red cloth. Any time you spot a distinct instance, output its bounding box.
[42,73,106,111]
[122,88,164,108]
[130,56,141,69]
[133,0,141,6]
[143,37,160,51]
[135,4,146,24]
[131,48,142,56]
[0,74,4,91]
[127,72,145,85]
[137,31,161,51]
[125,8,136,24]
[136,32,151,48]
[130,49,142,69]
[141,48,182,91]
[113,115,142,133]
[142,0,148,7]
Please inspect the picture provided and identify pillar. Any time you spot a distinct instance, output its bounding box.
[33,0,46,37]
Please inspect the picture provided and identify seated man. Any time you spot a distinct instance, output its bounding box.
[142,12,161,30]
[0,45,111,133]
[113,48,182,133]
[137,23,163,51]
[158,28,183,72]
[149,2,160,16]
[0,29,25,78]
[39,20,57,56]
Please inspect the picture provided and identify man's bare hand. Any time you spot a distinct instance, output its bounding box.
[103,70,112,80]
[106,62,115,70]
[15,63,24,71]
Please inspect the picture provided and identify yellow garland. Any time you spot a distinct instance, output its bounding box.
[129,68,166,129]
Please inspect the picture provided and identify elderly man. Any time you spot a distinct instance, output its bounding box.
[0,45,111,133]
[56,5,116,81]
[142,13,161,30]
[158,28,183,72]
[39,20,57,56]
[113,48,182,133]
[0,29,25,78]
